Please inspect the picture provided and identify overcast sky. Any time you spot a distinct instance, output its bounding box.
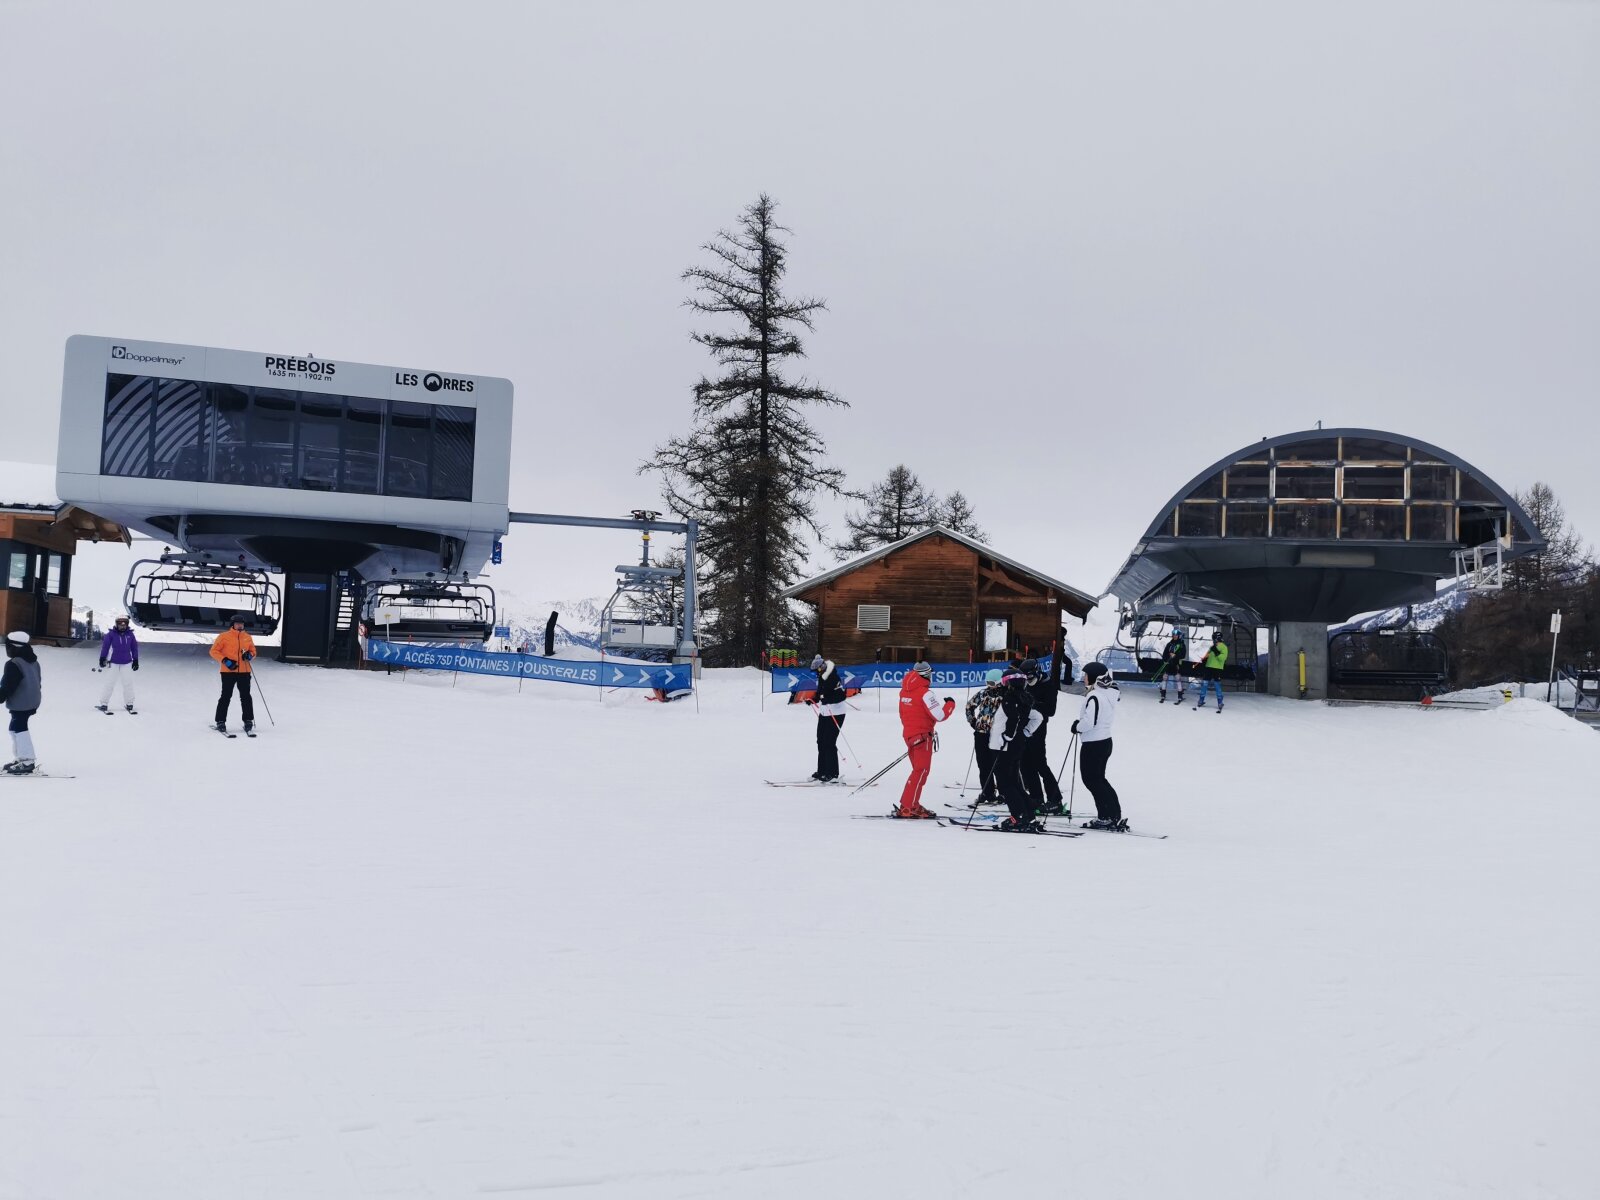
[3,0,1596,620]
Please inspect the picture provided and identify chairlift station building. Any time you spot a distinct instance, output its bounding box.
[56,335,514,659]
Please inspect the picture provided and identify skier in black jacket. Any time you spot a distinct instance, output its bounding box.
[809,655,849,782]
[1,631,43,775]
[989,664,1043,831]
[1018,656,1067,813]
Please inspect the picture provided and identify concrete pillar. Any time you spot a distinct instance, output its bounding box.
[1268,621,1330,700]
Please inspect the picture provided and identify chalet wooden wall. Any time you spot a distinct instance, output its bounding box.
[1,513,80,639]
[801,533,1072,664]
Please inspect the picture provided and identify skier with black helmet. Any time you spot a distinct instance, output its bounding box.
[991,663,1044,831]
[1018,656,1066,813]
[1072,661,1125,830]
[209,614,258,734]
[1156,628,1187,704]
[1,631,43,774]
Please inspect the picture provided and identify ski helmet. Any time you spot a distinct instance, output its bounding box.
[1018,657,1040,679]
[984,668,1003,684]
[1082,661,1109,685]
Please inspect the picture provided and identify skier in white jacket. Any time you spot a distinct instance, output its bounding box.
[1072,661,1125,830]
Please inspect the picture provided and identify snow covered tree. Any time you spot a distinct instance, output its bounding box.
[938,490,987,542]
[643,195,848,666]
[832,465,938,558]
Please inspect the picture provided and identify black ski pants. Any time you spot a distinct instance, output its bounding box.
[996,744,1035,823]
[1020,724,1062,805]
[1079,737,1119,822]
[216,674,255,725]
[815,712,843,779]
[973,729,998,801]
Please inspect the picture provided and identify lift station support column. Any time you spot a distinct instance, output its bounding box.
[507,511,699,665]
[1268,621,1330,700]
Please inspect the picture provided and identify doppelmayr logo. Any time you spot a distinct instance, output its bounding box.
[111,345,187,366]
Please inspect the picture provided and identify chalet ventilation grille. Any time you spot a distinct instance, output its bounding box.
[856,604,891,632]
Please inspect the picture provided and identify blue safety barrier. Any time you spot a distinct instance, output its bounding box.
[367,639,692,691]
[770,655,1055,693]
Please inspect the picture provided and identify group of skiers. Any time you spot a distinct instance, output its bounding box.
[805,651,1126,834]
[1154,629,1231,710]
[0,613,264,775]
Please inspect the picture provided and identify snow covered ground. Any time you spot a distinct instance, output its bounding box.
[3,646,1596,1199]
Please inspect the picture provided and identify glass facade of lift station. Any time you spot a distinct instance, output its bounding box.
[1163,435,1510,546]
[100,374,477,502]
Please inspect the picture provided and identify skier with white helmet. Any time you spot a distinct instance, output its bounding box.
[1072,661,1126,830]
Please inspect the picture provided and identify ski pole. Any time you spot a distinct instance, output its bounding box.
[851,747,909,795]
[958,743,975,794]
[247,661,276,727]
[810,702,861,770]
[1064,733,1080,820]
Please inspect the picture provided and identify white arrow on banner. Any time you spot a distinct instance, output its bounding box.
[611,667,625,683]
[840,671,858,686]
[782,673,798,689]
[638,669,651,684]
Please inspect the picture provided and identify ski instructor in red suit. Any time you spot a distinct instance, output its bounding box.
[896,660,955,818]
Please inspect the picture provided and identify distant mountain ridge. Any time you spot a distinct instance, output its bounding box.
[495,593,607,653]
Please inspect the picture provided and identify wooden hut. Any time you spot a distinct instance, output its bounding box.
[783,526,1098,664]
[2,463,129,641]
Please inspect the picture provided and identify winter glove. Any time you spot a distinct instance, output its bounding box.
[99,658,107,668]
[1070,719,1080,734]
[243,650,254,661]
[131,660,139,671]
[941,698,956,718]
[223,658,238,670]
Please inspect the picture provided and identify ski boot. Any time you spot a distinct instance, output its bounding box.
[998,816,1043,833]
[243,722,255,736]
[95,704,111,714]
[214,721,228,734]
[893,805,937,820]
[125,704,136,714]
[4,760,36,776]
[1158,692,1166,704]
[1084,817,1129,831]
[1039,801,1066,816]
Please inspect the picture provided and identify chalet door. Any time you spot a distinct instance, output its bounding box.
[31,553,53,637]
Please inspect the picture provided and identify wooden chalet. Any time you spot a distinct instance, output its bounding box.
[784,526,1098,664]
[2,463,130,641]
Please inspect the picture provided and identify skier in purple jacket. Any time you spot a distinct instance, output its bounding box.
[97,615,140,714]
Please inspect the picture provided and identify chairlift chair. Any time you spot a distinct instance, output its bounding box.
[361,579,496,644]
[123,556,281,635]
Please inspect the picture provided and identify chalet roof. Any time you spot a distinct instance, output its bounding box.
[783,525,1099,617]
[1,460,131,544]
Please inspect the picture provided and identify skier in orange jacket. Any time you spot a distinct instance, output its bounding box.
[209,615,258,734]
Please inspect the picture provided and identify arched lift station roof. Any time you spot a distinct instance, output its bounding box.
[1104,428,1544,626]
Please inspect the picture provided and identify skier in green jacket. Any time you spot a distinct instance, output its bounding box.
[1195,636,1229,712]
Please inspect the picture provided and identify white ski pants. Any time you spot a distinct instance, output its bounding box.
[99,664,136,707]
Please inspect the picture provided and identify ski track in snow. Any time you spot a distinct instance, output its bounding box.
[2,644,1597,1199]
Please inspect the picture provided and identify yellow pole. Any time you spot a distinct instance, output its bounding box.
[1297,649,1307,699]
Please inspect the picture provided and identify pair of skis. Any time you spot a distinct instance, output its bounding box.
[945,803,1168,839]
[95,706,137,716]
[214,725,258,740]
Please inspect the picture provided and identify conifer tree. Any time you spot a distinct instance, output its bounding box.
[938,490,987,542]
[833,465,938,558]
[643,195,847,666]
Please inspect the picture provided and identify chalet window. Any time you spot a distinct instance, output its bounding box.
[857,604,891,632]
[983,617,1010,653]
